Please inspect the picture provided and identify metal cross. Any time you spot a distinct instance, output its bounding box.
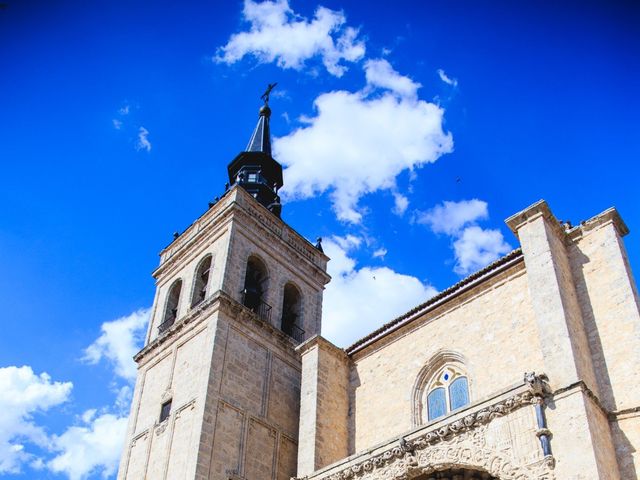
[261,83,277,104]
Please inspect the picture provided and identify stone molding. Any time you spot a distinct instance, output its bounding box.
[134,288,300,363]
[505,199,629,243]
[505,200,565,241]
[134,292,219,362]
[566,206,629,240]
[296,335,349,360]
[297,375,555,480]
[157,186,329,278]
[411,350,469,428]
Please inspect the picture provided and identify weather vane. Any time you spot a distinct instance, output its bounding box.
[261,82,277,105]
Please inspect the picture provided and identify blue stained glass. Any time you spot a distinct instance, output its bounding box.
[449,377,470,411]
[427,387,446,421]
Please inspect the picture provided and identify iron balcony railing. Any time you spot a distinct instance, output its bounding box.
[242,290,272,322]
[158,318,175,334]
[282,322,305,343]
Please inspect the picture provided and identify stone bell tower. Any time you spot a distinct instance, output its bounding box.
[117,94,330,480]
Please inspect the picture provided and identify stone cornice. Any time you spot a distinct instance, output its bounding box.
[296,335,349,360]
[567,206,629,240]
[134,293,220,363]
[505,199,567,241]
[154,186,330,282]
[134,289,300,364]
[153,190,236,278]
[505,200,629,245]
[299,374,553,480]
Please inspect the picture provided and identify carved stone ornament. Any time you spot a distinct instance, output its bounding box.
[155,420,169,436]
[297,375,555,480]
[523,372,550,398]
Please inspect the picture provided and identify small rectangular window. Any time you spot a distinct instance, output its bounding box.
[160,400,172,423]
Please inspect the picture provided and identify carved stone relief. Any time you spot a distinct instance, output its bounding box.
[300,377,556,480]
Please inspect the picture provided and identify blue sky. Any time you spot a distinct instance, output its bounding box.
[1,0,638,478]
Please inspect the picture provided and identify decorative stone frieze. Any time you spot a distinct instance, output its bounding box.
[297,375,555,480]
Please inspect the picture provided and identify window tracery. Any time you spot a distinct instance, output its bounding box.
[424,365,470,421]
[411,351,471,426]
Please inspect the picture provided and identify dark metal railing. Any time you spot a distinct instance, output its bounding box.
[242,290,272,322]
[282,322,305,343]
[158,318,175,334]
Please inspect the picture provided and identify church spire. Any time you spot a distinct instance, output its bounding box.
[246,104,272,156]
[227,84,283,217]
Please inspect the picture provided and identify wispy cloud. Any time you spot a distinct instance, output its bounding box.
[392,192,409,216]
[135,127,152,152]
[414,199,511,275]
[322,236,437,346]
[364,58,421,100]
[437,68,458,87]
[372,247,387,259]
[118,105,130,115]
[83,308,149,381]
[112,119,123,130]
[0,366,72,474]
[414,199,488,235]
[215,0,365,77]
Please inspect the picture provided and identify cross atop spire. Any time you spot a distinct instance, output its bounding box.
[227,84,284,217]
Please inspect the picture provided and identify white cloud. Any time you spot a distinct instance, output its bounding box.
[47,412,128,480]
[276,90,453,222]
[453,226,512,275]
[322,237,437,347]
[0,366,72,474]
[118,105,130,115]
[437,68,458,87]
[415,200,512,275]
[392,192,409,215]
[372,247,387,259]
[83,308,150,382]
[112,119,122,130]
[332,234,362,251]
[216,0,365,77]
[414,199,488,235]
[364,58,421,100]
[135,127,151,152]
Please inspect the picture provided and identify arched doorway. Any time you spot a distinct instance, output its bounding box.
[415,469,498,479]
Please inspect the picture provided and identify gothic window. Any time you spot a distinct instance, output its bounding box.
[424,366,470,421]
[281,283,303,341]
[242,256,270,319]
[160,279,182,333]
[191,255,212,307]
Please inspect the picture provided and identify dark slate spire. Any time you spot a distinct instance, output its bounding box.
[227,85,283,217]
[246,104,272,155]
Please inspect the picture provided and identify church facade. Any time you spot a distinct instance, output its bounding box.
[117,101,640,480]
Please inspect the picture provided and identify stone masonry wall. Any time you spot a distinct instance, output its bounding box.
[297,337,350,476]
[147,226,232,344]
[349,263,546,453]
[118,311,216,480]
[202,309,301,480]
[568,214,640,477]
[222,213,326,341]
